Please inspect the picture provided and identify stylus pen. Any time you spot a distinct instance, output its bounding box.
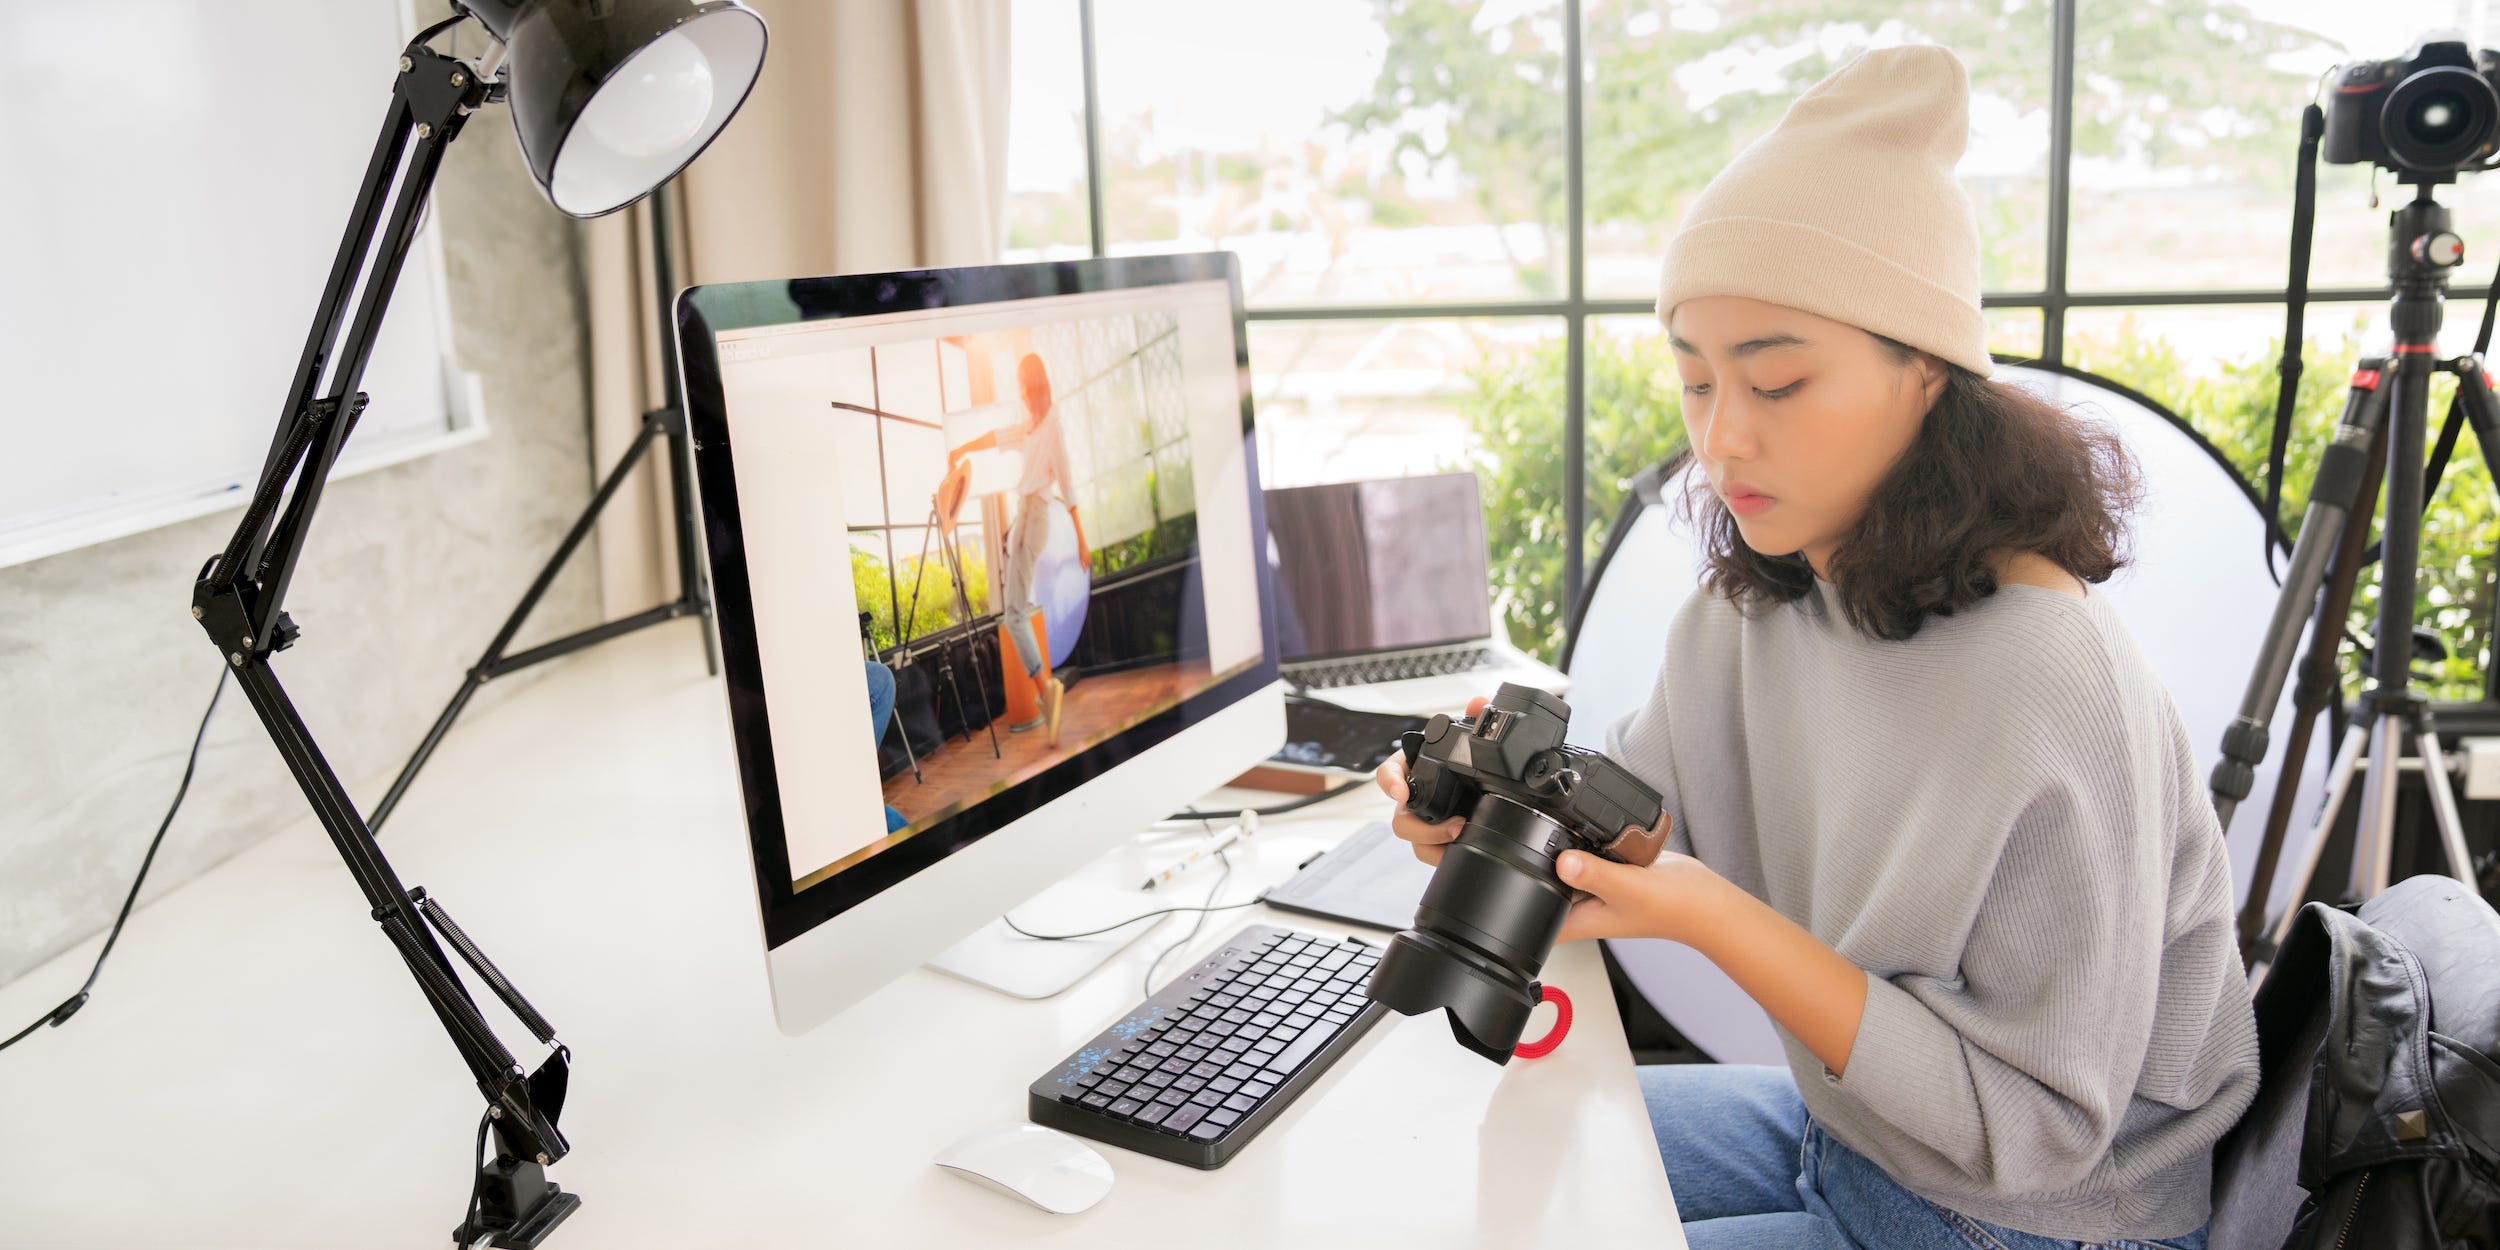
[1141,812,1258,891]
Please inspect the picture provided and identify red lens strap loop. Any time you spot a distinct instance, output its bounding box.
[1512,984,1572,1059]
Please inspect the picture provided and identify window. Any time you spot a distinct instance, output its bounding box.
[1028,0,2500,687]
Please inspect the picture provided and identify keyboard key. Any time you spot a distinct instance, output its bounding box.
[1269,1022,1341,1074]
[1109,1098,1144,1118]
[1190,1121,1226,1142]
[1153,1088,1188,1107]
[1137,1104,1172,1127]
[1208,1108,1242,1127]
[1240,1080,1274,1099]
[1082,1092,1113,1109]
[1176,1076,1206,1093]
[1223,1093,1259,1112]
[1165,1104,1207,1134]
[1209,1077,1242,1094]
[1188,1088,1225,1108]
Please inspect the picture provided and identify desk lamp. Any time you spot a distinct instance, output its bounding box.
[186,2,765,1244]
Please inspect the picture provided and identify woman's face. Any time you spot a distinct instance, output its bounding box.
[1667,295,1947,578]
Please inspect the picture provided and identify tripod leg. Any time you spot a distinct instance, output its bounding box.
[2239,385,2390,959]
[2214,377,2385,830]
[2413,727,2478,886]
[2225,369,2390,957]
[2353,713,2408,899]
[939,521,1003,759]
[2347,329,2443,905]
[371,407,673,831]
[2254,724,2370,986]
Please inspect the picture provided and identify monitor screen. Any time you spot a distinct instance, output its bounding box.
[678,255,1276,951]
[1266,473,1493,660]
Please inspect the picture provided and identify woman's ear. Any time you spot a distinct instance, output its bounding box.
[1919,352,1948,408]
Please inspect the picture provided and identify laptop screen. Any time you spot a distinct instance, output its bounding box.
[1266,472,1494,661]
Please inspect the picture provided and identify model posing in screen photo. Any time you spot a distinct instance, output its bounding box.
[1000,352,1087,746]
[1380,45,2256,1250]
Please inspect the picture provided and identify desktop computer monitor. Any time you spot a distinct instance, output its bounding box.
[674,253,1285,1035]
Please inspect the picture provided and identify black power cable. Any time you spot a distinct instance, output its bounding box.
[0,670,226,1053]
[1001,848,1258,996]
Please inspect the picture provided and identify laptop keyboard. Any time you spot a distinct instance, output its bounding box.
[1287,645,1495,690]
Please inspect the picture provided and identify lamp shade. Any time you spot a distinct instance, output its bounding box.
[458,0,767,218]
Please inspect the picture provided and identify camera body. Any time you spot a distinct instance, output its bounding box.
[1365,683,1669,1064]
[1399,684,1669,867]
[2325,32,2500,174]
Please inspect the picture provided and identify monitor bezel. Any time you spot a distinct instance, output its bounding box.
[674,252,1280,952]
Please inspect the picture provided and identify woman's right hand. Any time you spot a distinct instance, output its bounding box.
[1374,695,1489,866]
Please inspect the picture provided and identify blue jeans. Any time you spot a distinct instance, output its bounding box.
[865,662,906,832]
[1641,1064,2209,1250]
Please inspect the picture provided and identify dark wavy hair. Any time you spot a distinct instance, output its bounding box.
[1681,334,2142,642]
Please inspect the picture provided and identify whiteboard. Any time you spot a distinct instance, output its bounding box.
[0,0,483,569]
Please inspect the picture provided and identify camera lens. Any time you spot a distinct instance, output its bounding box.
[2386,64,2500,170]
[1365,792,1580,1064]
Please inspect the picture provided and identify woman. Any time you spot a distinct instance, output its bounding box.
[1379,46,2256,1249]
[998,351,1086,746]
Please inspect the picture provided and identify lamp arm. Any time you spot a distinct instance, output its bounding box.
[189,37,570,1178]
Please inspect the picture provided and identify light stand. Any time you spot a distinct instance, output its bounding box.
[188,4,763,1245]
[372,184,717,832]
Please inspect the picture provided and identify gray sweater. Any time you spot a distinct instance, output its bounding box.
[1605,574,2260,1241]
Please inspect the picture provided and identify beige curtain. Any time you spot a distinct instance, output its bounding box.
[583,0,1013,618]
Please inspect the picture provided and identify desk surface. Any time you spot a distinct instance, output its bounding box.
[0,624,1684,1249]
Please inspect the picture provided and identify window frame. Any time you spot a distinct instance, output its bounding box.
[1065,0,2464,618]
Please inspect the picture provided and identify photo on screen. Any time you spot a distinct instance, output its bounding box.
[707,280,1266,891]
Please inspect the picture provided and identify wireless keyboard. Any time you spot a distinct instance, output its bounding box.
[1027,924,1387,1169]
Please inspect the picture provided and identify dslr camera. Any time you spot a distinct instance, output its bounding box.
[1365,683,1670,1063]
[2326,32,2500,175]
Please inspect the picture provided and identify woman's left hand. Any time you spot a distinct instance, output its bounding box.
[1553,848,1728,946]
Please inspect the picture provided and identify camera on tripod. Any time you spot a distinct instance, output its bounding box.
[1366,684,1670,1063]
[2215,30,2500,972]
[2325,33,2500,175]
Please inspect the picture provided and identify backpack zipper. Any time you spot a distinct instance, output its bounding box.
[2331,1170,2372,1250]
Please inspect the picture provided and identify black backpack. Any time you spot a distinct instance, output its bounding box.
[2210,875,2500,1249]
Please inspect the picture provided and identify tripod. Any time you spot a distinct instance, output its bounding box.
[369,184,718,832]
[2211,178,2490,976]
[899,463,1004,760]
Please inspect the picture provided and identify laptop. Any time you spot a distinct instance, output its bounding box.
[1265,472,1571,716]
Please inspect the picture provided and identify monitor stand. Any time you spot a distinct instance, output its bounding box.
[923,875,1181,999]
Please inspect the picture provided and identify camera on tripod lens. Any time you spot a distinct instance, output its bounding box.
[1366,683,1670,1063]
[2326,32,2500,174]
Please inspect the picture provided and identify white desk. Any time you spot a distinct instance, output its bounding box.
[0,624,1684,1248]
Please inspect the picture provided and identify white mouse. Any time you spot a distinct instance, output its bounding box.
[932,1123,1114,1214]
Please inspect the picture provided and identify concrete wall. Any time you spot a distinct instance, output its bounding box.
[0,3,603,988]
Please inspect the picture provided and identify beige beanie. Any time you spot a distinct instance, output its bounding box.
[1655,44,1994,379]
